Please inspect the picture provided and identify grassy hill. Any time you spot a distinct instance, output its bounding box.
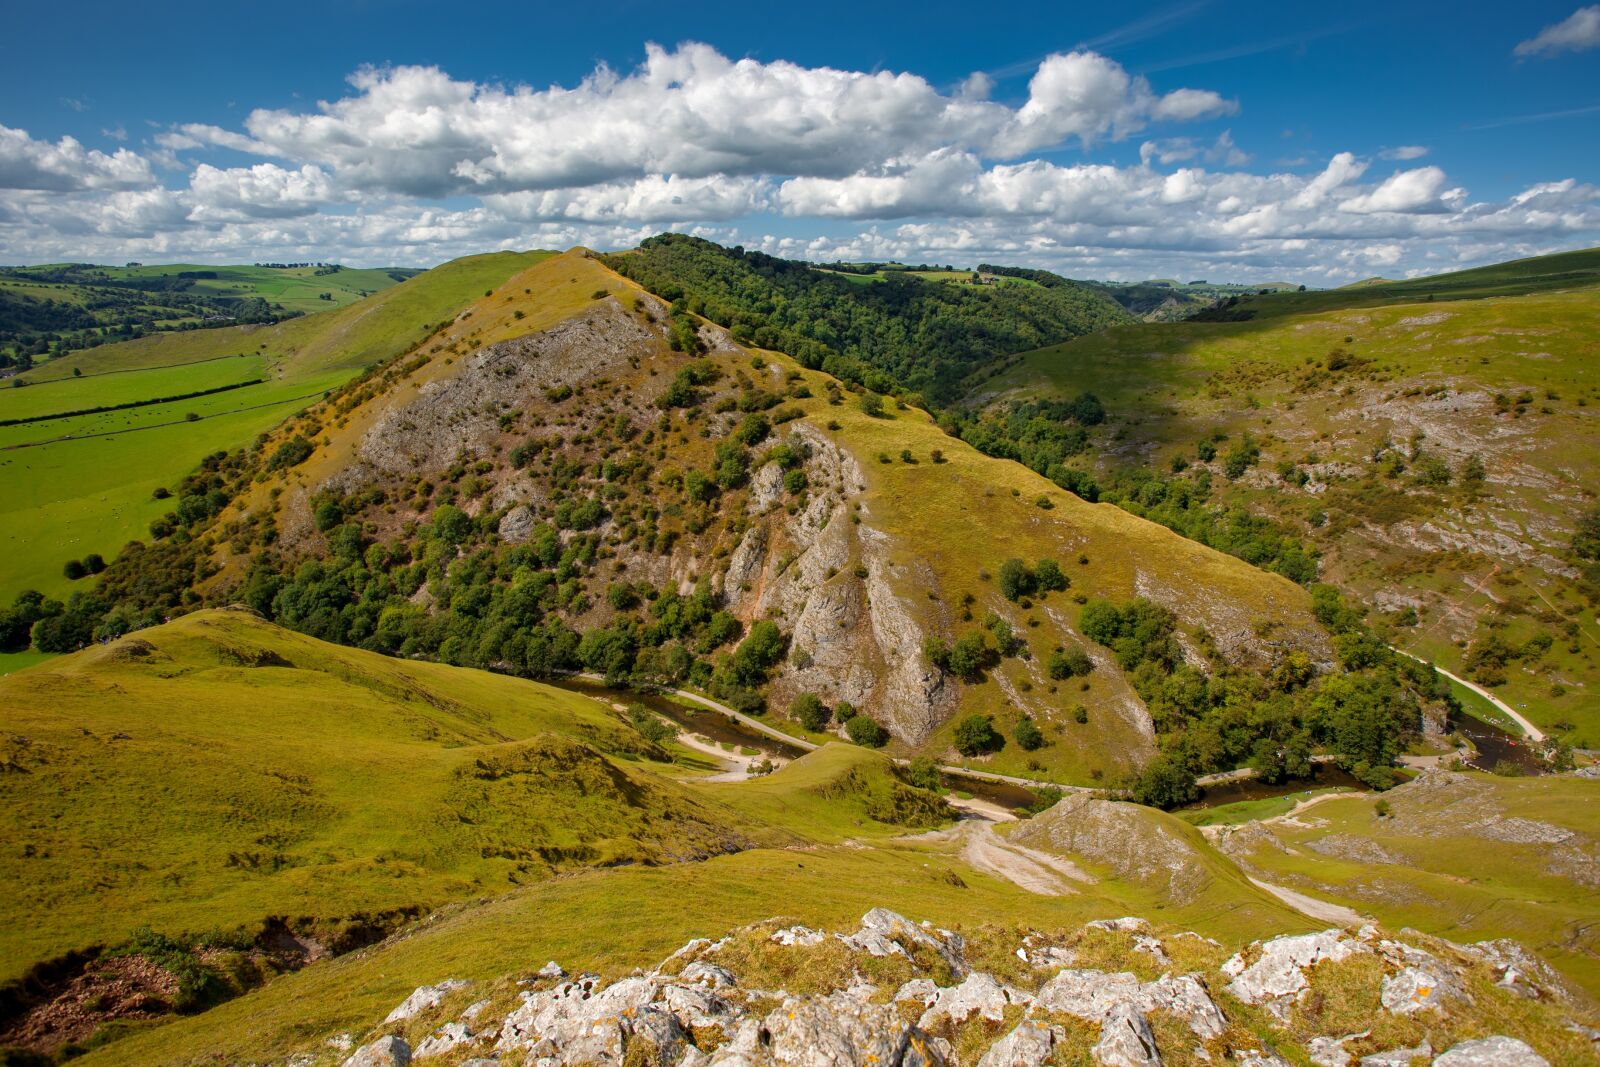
[1216,770,1600,999]
[2,233,1597,1059]
[0,607,769,986]
[0,611,1331,1064]
[1212,246,1600,319]
[0,252,552,602]
[976,249,1600,742]
[4,614,1587,1065]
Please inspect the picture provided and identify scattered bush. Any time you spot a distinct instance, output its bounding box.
[265,436,314,471]
[626,703,675,744]
[953,714,1001,756]
[790,692,830,732]
[1013,717,1044,751]
[845,715,887,747]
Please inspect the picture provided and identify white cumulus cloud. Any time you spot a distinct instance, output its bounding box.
[0,124,155,192]
[1339,167,1451,213]
[188,163,338,219]
[1515,5,1600,57]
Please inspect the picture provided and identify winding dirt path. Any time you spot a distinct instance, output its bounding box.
[902,812,1096,897]
[1389,647,1546,742]
[671,730,786,782]
[1247,877,1366,926]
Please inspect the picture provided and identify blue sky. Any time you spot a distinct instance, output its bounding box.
[2,0,1597,280]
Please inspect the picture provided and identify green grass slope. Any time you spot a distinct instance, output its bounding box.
[1217,771,1600,999]
[981,261,1600,740]
[0,252,552,601]
[0,607,763,985]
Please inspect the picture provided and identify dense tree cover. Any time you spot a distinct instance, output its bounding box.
[1070,591,1442,806]
[949,395,1104,495]
[604,235,1130,404]
[973,264,1075,289]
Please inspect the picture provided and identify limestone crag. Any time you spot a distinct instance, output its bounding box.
[723,422,956,744]
[315,910,1580,1067]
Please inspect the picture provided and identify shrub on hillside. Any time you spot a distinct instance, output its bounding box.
[953,714,1001,756]
[790,692,830,732]
[1013,717,1044,751]
[265,435,313,471]
[1047,646,1093,680]
[845,715,887,747]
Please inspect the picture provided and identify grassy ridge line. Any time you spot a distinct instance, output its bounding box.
[0,377,266,427]
[1225,245,1600,319]
[12,251,554,386]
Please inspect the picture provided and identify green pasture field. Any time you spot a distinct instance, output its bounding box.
[0,370,344,601]
[0,354,264,422]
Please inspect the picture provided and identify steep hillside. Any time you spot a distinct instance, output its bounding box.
[975,253,1600,743]
[23,247,1459,805]
[0,251,550,601]
[212,250,1332,783]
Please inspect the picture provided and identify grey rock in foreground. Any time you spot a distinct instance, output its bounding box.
[312,910,1576,1067]
[1432,1036,1550,1067]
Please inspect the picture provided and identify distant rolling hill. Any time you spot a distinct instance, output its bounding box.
[975,246,1600,744]
[0,262,421,372]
